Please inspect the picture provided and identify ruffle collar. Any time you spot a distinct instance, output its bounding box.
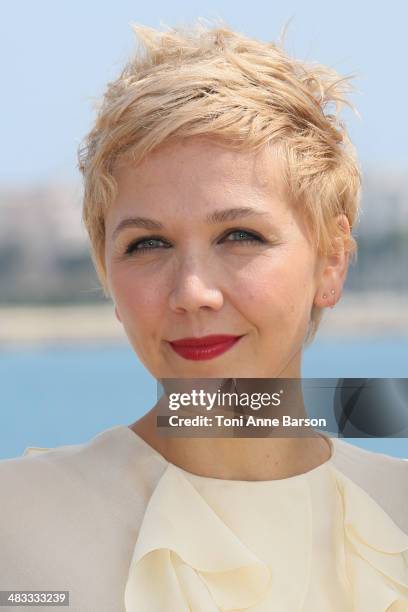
[333,467,408,612]
[124,463,272,611]
[22,441,408,610]
[125,461,408,611]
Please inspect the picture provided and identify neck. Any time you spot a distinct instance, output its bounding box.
[130,381,332,480]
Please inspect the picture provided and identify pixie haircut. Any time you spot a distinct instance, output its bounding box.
[78,20,361,345]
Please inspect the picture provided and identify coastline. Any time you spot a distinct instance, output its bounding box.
[0,292,407,347]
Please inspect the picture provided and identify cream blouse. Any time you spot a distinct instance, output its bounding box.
[0,425,407,611]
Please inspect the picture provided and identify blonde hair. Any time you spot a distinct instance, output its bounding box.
[78,19,361,345]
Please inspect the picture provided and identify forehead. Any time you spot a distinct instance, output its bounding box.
[106,136,315,248]
[112,136,287,204]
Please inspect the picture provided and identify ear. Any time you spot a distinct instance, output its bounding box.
[314,214,351,310]
[114,305,122,324]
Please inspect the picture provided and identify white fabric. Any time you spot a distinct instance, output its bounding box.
[0,425,407,611]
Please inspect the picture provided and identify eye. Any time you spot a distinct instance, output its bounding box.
[221,229,264,244]
[124,236,170,255]
[123,228,265,257]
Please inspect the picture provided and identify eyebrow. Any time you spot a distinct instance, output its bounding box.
[112,206,269,239]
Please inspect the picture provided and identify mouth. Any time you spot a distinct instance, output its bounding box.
[168,334,244,361]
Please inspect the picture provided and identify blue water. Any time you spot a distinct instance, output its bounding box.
[0,337,407,460]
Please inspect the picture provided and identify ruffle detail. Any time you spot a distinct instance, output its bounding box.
[22,444,408,610]
[124,464,272,611]
[330,466,408,612]
[126,462,408,611]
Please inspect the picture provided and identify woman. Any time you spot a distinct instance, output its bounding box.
[1,22,407,612]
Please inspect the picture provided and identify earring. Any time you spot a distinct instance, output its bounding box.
[322,289,336,308]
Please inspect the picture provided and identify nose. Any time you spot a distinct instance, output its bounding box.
[168,258,224,314]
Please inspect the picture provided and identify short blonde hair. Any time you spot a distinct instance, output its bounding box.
[78,20,361,345]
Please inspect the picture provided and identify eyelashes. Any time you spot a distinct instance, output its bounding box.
[124,229,265,256]
[124,236,170,255]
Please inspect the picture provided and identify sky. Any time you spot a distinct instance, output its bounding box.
[1,0,407,184]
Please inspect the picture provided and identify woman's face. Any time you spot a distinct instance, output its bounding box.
[105,137,331,378]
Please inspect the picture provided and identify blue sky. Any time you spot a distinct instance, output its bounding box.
[1,0,407,184]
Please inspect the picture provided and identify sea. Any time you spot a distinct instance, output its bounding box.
[0,336,407,460]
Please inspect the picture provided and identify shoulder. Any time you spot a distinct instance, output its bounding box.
[0,424,166,503]
[0,425,166,524]
[332,438,408,532]
[0,426,166,602]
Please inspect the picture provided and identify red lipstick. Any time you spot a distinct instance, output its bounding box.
[168,334,243,361]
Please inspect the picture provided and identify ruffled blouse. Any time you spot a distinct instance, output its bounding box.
[24,431,408,612]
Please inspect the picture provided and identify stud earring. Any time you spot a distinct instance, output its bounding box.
[322,290,336,308]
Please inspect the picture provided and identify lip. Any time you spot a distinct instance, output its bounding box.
[168,334,244,361]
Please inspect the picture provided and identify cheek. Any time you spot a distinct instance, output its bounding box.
[233,248,315,318]
[109,265,165,328]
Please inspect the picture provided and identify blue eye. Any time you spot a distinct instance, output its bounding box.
[124,229,263,257]
[222,229,263,244]
[125,237,169,255]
